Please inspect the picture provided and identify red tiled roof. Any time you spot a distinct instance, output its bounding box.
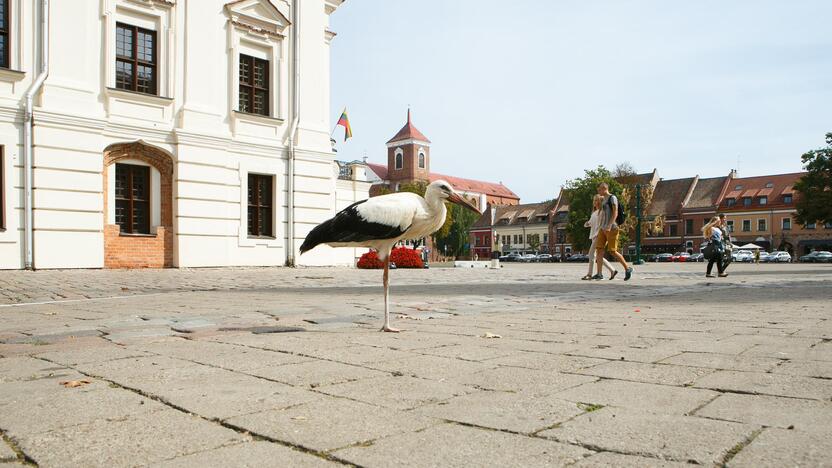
[366,162,519,200]
[429,172,519,200]
[725,190,742,199]
[719,172,806,210]
[366,163,388,180]
[386,109,431,144]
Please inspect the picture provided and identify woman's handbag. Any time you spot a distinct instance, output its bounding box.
[703,239,723,260]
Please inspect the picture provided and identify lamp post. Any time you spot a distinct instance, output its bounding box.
[634,183,644,265]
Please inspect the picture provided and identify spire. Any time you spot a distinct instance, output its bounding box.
[387,107,431,144]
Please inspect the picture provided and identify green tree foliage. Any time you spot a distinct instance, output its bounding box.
[564,166,624,253]
[433,200,479,257]
[794,132,832,226]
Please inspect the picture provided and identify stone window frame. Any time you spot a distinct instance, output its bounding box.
[0,145,4,231]
[394,148,403,170]
[757,218,767,232]
[782,217,792,231]
[104,0,174,98]
[226,0,289,124]
[741,219,751,232]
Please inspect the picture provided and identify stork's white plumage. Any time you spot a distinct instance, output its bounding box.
[300,180,480,332]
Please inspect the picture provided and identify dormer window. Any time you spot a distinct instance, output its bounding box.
[758,196,767,205]
[726,198,736,207]
[784,194,793,204]
[765,182,774,188]
[743,197,752,207]
[734,185,743,190]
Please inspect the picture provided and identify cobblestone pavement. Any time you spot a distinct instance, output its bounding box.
[1,263,831,467]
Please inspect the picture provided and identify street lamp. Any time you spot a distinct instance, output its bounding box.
[634,183,644,265]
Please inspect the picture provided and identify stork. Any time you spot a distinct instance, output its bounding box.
[300,180,480,332]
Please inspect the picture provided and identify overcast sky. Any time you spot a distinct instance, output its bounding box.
[329,1,832,202]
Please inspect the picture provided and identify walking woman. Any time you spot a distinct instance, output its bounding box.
[703,216,728,278]
[582,194,618,280]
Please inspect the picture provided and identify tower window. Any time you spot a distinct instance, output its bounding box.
[395,152,403,170]
[418,152,425,168]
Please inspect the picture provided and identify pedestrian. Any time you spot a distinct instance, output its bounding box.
[754,249,760,264]
[718,214,733,273]
[703,216,728,278]
[594,183,633,280]
[582,194,618,280]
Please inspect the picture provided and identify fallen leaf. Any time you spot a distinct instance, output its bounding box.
[60,379,91,388]
[481,332,502,339]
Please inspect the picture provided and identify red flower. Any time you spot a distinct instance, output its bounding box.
[356,247,424,269]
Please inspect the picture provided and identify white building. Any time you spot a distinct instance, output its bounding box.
[0,0,369,269]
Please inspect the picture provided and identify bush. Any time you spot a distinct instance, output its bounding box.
[390,247,424,268]
[357,250,384,269]
[356,247,424,269]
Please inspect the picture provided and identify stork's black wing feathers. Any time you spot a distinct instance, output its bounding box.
[299,200,409,254]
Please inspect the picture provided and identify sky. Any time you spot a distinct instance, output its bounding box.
[329,1,832,202]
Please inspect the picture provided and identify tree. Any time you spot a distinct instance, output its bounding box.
[564,166,624,252]
[432,198,479,258]
[794,132,832,226]
[528,234,541,252]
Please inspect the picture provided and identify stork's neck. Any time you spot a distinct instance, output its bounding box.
[425,191,446,215]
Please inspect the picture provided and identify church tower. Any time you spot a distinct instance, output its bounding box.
[386,109,431,184]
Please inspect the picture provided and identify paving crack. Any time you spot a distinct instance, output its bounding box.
[0,427,38,466]
[720,427,763,467]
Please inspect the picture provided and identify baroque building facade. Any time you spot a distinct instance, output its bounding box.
[0,0,371,270]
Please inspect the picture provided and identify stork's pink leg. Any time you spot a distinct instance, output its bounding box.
[380,257,400,333]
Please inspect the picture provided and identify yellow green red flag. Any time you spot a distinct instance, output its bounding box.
[336,109,352,141]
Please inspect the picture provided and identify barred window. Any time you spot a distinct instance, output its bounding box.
[247,174,273,237]
[239,54,269,116]
[115,23,157,95]
[114,163,151,234]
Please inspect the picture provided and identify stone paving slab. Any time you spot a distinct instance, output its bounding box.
[570,452,694,467]
[656,351,782,372]
[414,390,585,434]
[693,369,832,400]
[227,397,437,453]
[574,360,716,386]
[14,409,247,468]
[154,441,340,468]
[539,407,753,465]
[553,378,719,415]
[694,393,832,431]
[728,427,832,468]
[333,422,590,467]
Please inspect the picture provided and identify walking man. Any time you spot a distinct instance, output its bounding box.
[595,183,633,280]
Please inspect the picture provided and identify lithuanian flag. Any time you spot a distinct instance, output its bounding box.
[336,108,352,141]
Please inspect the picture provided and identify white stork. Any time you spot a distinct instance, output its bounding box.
[300,180,480,332]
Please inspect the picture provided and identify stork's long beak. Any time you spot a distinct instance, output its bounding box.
[447,192,481,214]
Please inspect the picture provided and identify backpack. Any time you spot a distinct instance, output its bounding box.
[607,194,626,226]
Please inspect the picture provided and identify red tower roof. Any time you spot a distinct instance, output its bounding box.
[386,109,431,144]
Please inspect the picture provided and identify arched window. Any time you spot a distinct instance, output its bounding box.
[418,152,425,168]
[395,151,403,170]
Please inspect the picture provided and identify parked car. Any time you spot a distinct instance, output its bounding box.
[655,253,674,262]
[770,251,792,263]
[519,253,538,262]
[757,252,772,263]
[535,253,553,262]
[687,253,705,262]
[676,252,692,262]
[800,251,832,263]
[566,253,589,262]
[734,250,754,263]
[499,253,521,262]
